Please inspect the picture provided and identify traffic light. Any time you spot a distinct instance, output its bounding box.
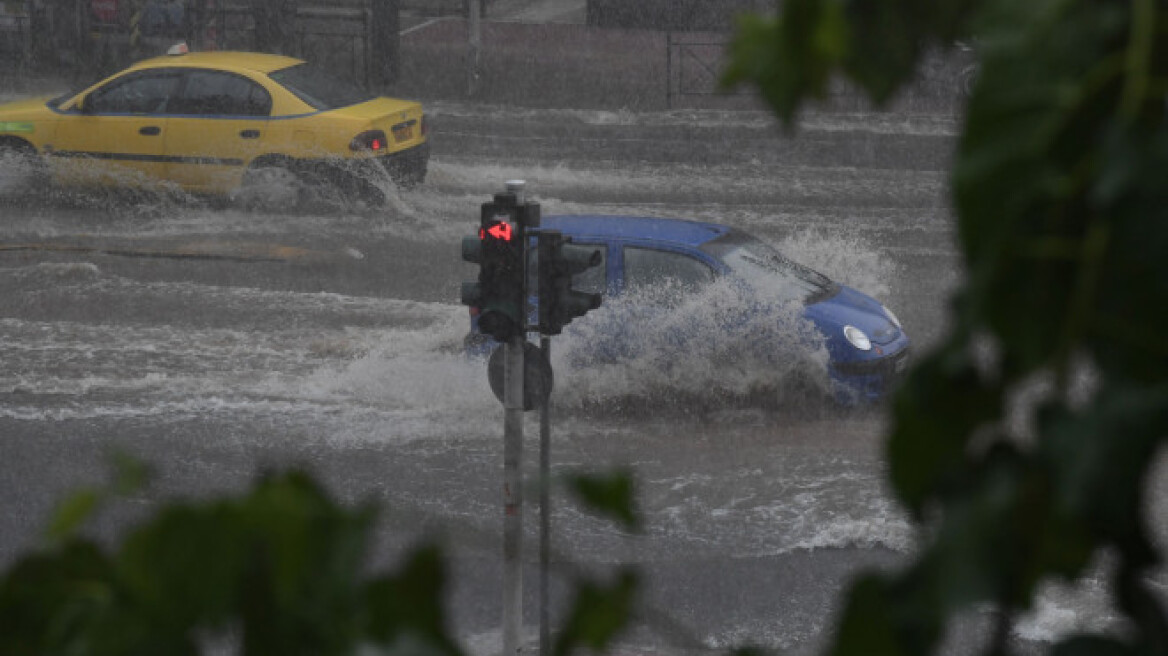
[461,191,532,342]
[536,230,603,335]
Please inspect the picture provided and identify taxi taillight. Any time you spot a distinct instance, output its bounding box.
[350,130,388,152]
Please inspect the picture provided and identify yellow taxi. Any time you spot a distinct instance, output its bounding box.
[0,46,429,204]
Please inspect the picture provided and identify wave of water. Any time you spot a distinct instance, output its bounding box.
[550,278,831,410]
[0,147,419,220]
[427,100,960,136]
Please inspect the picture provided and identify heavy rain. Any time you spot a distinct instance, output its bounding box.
[1,1,1163,654]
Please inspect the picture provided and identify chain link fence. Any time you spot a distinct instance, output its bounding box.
[0,0,32,69]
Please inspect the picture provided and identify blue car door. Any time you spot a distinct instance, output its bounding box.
[570,241,718,364]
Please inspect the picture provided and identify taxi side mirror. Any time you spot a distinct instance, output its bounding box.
[76,96,94,114]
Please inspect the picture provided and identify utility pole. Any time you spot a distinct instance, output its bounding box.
[466,0,481,97]
[502,332,524,656]
[461,181,537,655]
[538,334,551,656]
[461,182,595,656]
[370,0,399,89]
[501,179,527,656]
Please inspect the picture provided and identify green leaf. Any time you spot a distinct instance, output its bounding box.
[46,489,102,542]
[1037,387,1168,565]
[828,574,919,656]
[553,569,638,656]
[110,452,151,496]
[722,0,849,124]
[567,470,639,532]
[886,342,1003,513]
[233,472,373,656]
[730,0,1168,653]
[364,545,461,656]
[116,504,247,629]
[1050,635,1136,656]
[0,541,115,654]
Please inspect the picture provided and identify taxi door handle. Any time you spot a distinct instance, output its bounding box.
[240,130,260,139]
[139,126,161,136]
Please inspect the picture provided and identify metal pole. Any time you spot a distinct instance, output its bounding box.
[502,335,525,656]
[538,335,551,655]
[21,1,31,69]
[370,0,399,89]
[467,0,481,97]
[665,30,672,110]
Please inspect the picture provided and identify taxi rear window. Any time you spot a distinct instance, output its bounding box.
[268,64,374,110]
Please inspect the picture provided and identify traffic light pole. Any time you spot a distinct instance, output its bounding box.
[539,335,551,656]
[502,180,530,656]
[503,335,525,656]
[461,181,595,655]
[467,0,482,97]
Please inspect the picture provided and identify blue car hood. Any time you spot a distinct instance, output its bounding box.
[803,285,901,346]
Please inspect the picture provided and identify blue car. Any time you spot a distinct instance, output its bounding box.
[465,215,910,404]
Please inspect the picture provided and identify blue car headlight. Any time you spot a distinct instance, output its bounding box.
[844,325,872,351]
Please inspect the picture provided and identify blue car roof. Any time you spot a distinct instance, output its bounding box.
[541,215,731,248]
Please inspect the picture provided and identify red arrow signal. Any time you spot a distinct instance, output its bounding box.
[483,222,514,241]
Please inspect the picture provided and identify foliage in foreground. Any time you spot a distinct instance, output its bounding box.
[725,0,1168,654]
[0,467,458,656]
[0,463,648,655]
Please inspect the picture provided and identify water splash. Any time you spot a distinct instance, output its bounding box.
[776,226,897,301]
[288,303,499,420]
[0,144,419,219]
[552,278,832,411]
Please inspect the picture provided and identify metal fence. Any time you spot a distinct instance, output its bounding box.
[3,1,373,85]
[214,5,371,87]
[664,30,968,111]
[666,31,750,109]
[0,0,31,68]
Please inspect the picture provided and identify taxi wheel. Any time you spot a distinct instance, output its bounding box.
[0,139,47,196]
[236,163,302,210]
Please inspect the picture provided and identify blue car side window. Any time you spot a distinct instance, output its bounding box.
[623,246,715,296]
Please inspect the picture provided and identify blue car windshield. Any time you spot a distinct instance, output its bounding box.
[704,231,837,304]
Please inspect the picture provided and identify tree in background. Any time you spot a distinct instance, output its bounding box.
[725,0,1168,653]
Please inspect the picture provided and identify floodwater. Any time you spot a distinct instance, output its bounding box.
[0,98,1152,654]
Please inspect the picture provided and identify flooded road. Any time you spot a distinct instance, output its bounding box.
[0,100,1067,654]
